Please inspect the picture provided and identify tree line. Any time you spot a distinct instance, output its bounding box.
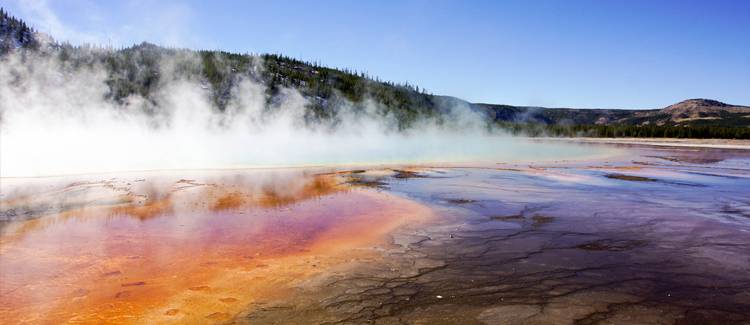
[499,122,750,139]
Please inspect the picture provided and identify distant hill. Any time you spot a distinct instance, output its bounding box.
[643,99,750,127]
[474,98,750,128]
[2,8,749,138]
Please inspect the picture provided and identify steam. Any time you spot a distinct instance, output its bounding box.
[0,49,597,178]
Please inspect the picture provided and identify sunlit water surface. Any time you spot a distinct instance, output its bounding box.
[2,143,750,324]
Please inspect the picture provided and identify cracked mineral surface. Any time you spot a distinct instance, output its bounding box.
[2,145,750,324]
[236,146,750,324]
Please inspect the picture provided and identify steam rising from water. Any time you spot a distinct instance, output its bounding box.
[0,50,598,177]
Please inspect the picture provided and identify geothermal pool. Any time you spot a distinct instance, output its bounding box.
[2,143,750,324]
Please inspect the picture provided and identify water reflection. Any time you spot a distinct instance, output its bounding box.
[236,146,750,324]
[0,170,432,323]
[3,145,750,324]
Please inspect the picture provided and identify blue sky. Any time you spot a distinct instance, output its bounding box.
[5,0,749,108]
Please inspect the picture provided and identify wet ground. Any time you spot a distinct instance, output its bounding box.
[2,144,750,324]
[0,171,433,323]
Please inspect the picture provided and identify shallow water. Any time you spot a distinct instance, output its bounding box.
[0,171,432,323]
[2,145,750,324]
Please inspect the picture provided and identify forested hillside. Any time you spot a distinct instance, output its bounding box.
[2,8,748,138]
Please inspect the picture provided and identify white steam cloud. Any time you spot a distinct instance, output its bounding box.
[0,50,599,178]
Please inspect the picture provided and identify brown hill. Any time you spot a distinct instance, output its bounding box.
[631,99,750,126]
[662,98,750,120]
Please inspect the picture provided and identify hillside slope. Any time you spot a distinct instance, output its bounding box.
[0,8,38,52]
[475,98,750,128]
[2,9,748,138]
